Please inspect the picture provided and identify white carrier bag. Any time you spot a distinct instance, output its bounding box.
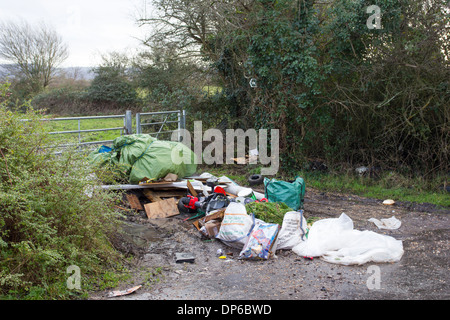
[277,210,308,250]
[216,202,255,249]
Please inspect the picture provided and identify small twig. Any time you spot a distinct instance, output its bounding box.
[0,148,13,186]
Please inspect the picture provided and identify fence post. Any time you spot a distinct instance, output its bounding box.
[125,110,133,135]
[177,110,186,142]
[182,109,186,130]
[177,110,181,142]
[136,113,141,134]
[176,109,187,142]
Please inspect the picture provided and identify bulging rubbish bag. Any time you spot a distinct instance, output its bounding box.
[88,134,197,184]
[216,202,255,249]
[292,213,404,265]
[276,210,308,250]
[264,177,305,210]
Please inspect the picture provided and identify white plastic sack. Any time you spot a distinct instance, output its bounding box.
[277,211,308,250]
[292,213,404,265]
[368,216,401,230]
[216,202,255,249]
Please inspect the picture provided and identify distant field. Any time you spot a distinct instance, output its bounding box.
[46,117,127,146]
[43,112,180,148]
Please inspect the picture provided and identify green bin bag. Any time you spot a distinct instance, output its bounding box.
[264,177,306,210]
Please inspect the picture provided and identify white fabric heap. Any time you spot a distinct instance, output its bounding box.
[292,213,404,265]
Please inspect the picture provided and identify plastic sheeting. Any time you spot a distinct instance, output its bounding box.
[368,216,402,230]
[292,213,404,265]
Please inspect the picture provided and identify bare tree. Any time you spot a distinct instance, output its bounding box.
[136,0,256,61]
[0,19,69,94]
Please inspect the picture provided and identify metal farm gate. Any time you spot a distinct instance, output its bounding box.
[21,109,187,152]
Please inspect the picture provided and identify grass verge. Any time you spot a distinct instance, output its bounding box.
[201,165,449,208]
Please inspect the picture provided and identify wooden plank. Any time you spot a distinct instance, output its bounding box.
[143,189,163,202]
[186,180,198,197]
[115,205,131,211]
[126,193,143,211]
[203,208,225,223]
[192,220,201,231]
[144,198,179,219]
[151,190,187,198]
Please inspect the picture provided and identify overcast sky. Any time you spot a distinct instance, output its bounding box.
[0,0,150,67]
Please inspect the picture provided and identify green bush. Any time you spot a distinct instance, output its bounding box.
[0,82,125,299]
[85,63,141,108]
[203,0,449,177]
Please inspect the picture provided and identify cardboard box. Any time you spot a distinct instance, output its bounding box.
[204,220,221,238]
[203,208,225,223]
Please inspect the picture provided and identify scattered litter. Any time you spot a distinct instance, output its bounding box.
[163,173,178,182]
[355,166,369,175]
[249,148,259,157]
[223,183,265,201]
[175,252,196,264]
[107,285,142,298]
[108,166,404,267]
[369,216,402,230]
[248,174,264,186]
[230,150,258,164]
[200,219,222,238]
[383,199,396,205]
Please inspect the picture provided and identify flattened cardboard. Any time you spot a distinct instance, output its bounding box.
[144,198,179,219]
[205,220,221,238]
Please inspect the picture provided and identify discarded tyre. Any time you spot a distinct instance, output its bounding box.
[248,174,263,186]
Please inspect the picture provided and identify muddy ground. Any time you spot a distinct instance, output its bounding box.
[90,187,449,301]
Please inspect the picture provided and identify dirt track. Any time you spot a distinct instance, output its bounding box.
[90,188,449,301]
